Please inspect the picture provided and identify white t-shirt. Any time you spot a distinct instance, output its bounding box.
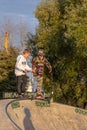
[15,55,32,76]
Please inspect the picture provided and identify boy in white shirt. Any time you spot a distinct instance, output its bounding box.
[15,49,33,97]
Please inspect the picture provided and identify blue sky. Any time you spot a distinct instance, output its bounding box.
[0,0,41,33]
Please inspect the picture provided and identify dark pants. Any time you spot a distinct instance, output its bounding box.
[16,75,28,95]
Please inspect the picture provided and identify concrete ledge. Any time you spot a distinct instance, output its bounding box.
[6,99,87,130]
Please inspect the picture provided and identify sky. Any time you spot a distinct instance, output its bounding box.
[0,0,42,34]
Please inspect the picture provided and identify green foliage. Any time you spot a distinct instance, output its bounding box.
[0,46,19,92]
[26,0,87,108]
[35,0,60,49]
[11,102,20,109]
[35,101,50,107]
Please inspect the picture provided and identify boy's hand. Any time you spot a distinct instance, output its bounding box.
[49,68,52,74]
[23,69,27,73]
[32,67,36,73]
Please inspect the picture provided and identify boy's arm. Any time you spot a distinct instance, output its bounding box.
[25,64,32,71]
[15,55,35,73]
[26,58,37,73]
[44,58,52,73]
[32,57,37,68]
[15,56,25,71]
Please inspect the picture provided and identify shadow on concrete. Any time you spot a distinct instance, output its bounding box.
[23,108,35,130]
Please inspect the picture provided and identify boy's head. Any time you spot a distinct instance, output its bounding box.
[23,49,31,58]
[38,49,44,56]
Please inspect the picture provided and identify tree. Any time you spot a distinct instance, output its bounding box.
[0,18,29,49]
[35,0,60,50]
[17,21,29,48]
[0,46,19,92]
[28,0,87,107]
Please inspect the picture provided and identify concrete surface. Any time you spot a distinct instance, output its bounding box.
[6,100,87,130]
[0,99,16,130]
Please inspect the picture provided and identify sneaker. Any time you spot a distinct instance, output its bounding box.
[35,93,44,99]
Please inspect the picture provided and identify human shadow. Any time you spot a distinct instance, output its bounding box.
[23,108,35,130]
